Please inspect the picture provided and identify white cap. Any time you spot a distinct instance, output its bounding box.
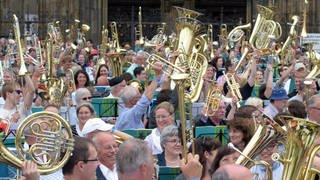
[212,41,219,46]
[294,62,306,71]
[82,118,114,136]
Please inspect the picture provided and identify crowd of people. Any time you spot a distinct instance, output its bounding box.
[0,6,320,180]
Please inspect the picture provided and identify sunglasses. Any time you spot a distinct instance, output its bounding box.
[15,90,23,94]
[81,96,92,101]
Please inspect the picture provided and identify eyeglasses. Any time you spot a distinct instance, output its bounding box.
[81,96,92,101]
[82,158,99,163]
[15,90,23,94]
[155,115,171,120]
[167,139,181,145]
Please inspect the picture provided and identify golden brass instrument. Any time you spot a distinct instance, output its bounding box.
[136,6,144,45]
[301,0,308,38]
[109,21,126,77]
[234,46,250,72]
[272,116,320,180]
[219,24,229,50]
[203,82,222,116]
[148,23,167,47]
[0,111,74,175]
[223,72,242,107]
[249,5,282,50]
[281,15,299,65]
[13,14,28,76]
[228,23,251,48]
[128,79,145,94]
[206,24,215,59]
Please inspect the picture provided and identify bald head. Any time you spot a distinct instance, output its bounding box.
[96,75,109,86]
[212,164,253,180]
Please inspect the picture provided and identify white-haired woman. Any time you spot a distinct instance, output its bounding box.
[156,125,182,167]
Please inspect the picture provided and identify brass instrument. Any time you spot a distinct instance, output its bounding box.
[249,5,282,50]
[228,23,251,48]
[109,21,126,77]
[272,116,320,180]
[301,0,308,38]
[281,15,299,65]
[223,72,242,107]
[148,23,168,47]
[219,24,229,50]
[203,82,222,116]
[229,143,273,180]
[136,6,144,45]
[207,24,215,59]
[0,111,74,175]
[234,46,250,73]
[128,79,145,94]
[13,14,28,76]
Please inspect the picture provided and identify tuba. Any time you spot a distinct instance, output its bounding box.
[109,22,126,77]
[227,23,251,49]
[249,5,282,50]
[272,116,320,180]
[0,111,74,175]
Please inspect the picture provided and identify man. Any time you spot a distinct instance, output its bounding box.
[107,76,126,99]
[115,62,162,130]
[212,164,253,180]
[92,131,119,180]
[63,137,99,180]
[307,94,320,123]
[126,50,147,77]
[0,76,35,130]
[264,87,289,118]
[134,66,146,82]
[116,138,156,180]
[195,99,227,126]
[289,79,317,102]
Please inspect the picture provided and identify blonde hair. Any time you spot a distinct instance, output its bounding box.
[155,101,174,114]
[245,97,263,107]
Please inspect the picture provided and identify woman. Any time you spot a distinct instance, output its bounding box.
[74,69,90,89]
[209,145,239,175]
[71,102,95,137]
[175,136,221,180]
[210,56,225,80]
[95,64,109,85]
[157,125,182,167]
[198,65,216,102]
[145,101,175,155]
[227,107,256,151]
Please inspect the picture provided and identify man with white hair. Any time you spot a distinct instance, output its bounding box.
[115,62,163,130]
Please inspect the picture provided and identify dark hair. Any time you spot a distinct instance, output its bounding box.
[74,70,90,87]
[122,72,133,82]
[209,145,236,175]
[287,100,307,118]
[76,103,95,116]
[62,137,94,175]
[95,64,109,84]
[133,66,145,77]
[225,60,233,72]
[234,105,258,119]
[191,136,221,179]
[156,89,173,104]
[227,118,254,147]
[87,39,93,44]
[210,56,225,70]
[44,104,60,112]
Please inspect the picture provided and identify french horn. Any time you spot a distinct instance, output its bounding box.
[0,111,74,175]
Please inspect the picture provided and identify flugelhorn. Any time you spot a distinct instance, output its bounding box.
[203,81,222,116]
[13,14,28,76]
[0,111,74,175]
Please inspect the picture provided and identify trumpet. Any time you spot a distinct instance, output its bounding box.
[223,72,242,107]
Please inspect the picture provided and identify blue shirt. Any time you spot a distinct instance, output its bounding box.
[115,94,150,131]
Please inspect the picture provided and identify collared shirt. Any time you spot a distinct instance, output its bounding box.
[250,161,283,180]
[145,128,162,155]
[100,164,118,180]
[264,103,279,118]
[115,94,150,131]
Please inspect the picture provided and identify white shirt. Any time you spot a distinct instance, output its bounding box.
[76,124,85,137]
[100,164,118,180]
[0,104,28,130]
[145,128,162,155]
[264,103,279,118]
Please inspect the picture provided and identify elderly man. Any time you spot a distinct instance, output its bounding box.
[126,50,147,77]
[92,131,119,180]
[115,62,162,130]
[307,94,320,123]
[264,87,289,118]
[63,137,99,180]
[212,164,253,180]
[195,99,227,126]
